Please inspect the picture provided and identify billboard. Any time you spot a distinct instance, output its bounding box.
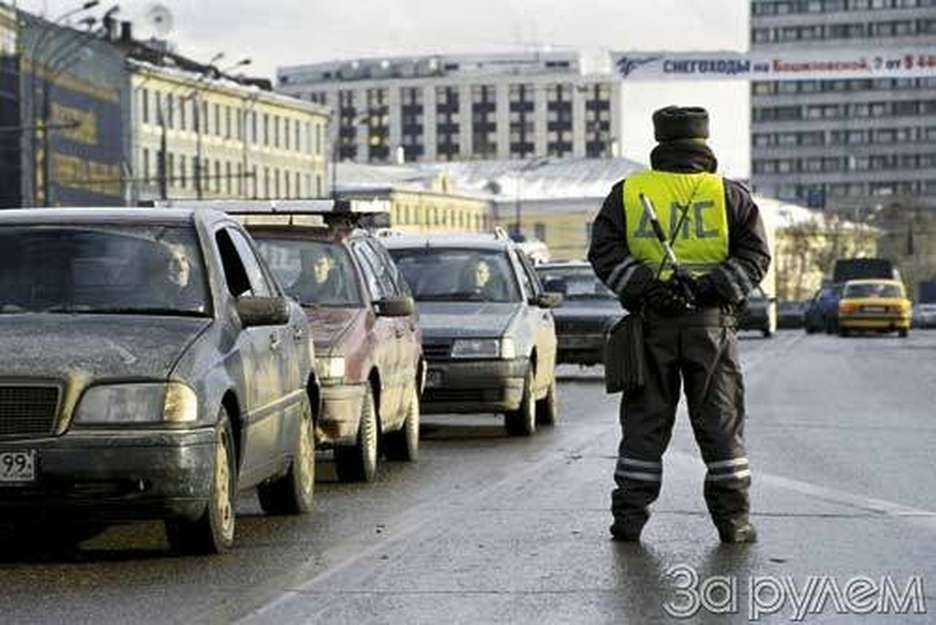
[20,14,131,207]
[613,48,936,82]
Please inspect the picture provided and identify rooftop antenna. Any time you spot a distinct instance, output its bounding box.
[142,2,174,39]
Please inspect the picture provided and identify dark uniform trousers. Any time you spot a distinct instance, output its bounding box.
[612,306,751,530]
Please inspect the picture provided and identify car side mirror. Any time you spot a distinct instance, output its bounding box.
[374,295,414,318]
[536,292,563,309]
[237,296,290,327]
[543,278,567,296]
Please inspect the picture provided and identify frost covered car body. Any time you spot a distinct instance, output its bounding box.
[0,208,316,554]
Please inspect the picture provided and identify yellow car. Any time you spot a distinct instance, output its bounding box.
[838,279,911,338]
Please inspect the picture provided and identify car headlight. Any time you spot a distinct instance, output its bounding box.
[74,382,198,425]
[316,356,346,384]
[451,337,516,359]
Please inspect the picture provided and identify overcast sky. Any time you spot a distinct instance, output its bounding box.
[24,0,752,176]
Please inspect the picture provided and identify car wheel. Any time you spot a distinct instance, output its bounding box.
[384,381,420,462]
[335,385,378,483]
[505,370,536,437]
[535,376,558,426]
[166,409,236,555]
[258,398,316,515]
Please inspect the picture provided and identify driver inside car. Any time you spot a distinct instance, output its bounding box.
[461,257,504,301]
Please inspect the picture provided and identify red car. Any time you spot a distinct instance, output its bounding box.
[247,208,423,483]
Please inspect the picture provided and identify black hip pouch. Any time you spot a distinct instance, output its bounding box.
[604,314,646,396]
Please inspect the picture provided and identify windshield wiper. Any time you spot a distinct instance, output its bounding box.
[417,291,486,302]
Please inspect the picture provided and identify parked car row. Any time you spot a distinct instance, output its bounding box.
[0,201,564,556]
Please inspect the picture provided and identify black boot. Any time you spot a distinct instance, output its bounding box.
[610,516,646,542]
[717,521,757,544]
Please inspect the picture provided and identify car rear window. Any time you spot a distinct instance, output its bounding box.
[535,267,614,300]
[253,238,363,307]
[0,225,208,316]
[844,283,903,299]
[389,247,520,303]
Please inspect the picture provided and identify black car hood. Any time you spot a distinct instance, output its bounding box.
[0,315,211,381]
[553,299,621,319]
[416,302,519,339]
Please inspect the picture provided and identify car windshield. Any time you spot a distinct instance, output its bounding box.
[389,248,520,303]
[844,282,902,299]
[535,267,614,300]
[254,238,363,307]
[0,225,208,316]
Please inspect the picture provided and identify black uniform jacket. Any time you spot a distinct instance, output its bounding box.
[588,156,772,313]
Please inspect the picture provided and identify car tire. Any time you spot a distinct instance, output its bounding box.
[335,385,378,483]
[535,377,559,426]
[762,328,773,339]
[839,328,850,338]
[166,409,237,555]
[384,381,420,462]
[505,370,536,437]
[257,398,316,515]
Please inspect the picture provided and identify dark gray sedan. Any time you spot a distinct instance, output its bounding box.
[0,209,317,554]
[535,261,622,366]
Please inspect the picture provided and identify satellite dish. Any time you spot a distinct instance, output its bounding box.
[143,3,174,38]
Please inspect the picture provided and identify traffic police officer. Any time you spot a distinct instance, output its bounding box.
[588,106,771,543]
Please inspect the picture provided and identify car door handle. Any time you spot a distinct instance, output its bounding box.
[270,333,282,351]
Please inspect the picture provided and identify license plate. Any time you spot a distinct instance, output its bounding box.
[426,370,444,388]
[864,306,886,313]
[0,450,37,484]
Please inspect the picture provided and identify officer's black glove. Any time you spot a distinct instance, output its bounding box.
[671,267,698,307]
[645,280,690,316]
[614,263,655,310]
[689,274,722,308]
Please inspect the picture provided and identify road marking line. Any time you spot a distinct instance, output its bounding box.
[668,450,936,530]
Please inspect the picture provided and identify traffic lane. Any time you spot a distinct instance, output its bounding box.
[741,330,936,512]
[0,380,609,625]
[242,334,936,624]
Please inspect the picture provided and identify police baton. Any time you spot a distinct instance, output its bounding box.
[638,193,696,307]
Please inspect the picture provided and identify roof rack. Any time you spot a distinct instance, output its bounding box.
[150,198,392,230]
[151,198,391,216]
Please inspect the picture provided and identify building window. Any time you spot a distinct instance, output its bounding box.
[179,155,186,189]
[436,86,461,161]
[141,88,150,125]
[214,104,221,137]
[534,223,546,241]
[142,148,150,184]
[316,174,323,197]
[546,83,574,157]
[471,84,497,159]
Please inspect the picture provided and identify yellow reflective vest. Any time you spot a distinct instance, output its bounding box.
[622,169,730,280]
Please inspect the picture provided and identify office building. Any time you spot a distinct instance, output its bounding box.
[277,52,620,164]
[750,0,936,209]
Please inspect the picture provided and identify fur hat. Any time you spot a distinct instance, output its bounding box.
[652,106,710,142]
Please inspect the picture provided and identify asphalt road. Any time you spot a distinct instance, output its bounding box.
[1,329,935,624]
